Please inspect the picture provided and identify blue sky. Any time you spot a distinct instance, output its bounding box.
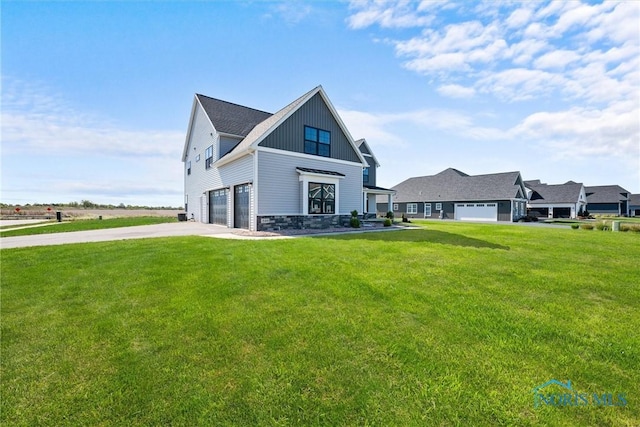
[2,0,638,207]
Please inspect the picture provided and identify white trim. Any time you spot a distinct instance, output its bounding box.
[252,151,259,231]
[258,146,365,167]
[298,174,341,215]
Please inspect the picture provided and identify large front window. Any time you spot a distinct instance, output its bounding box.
[309,183,335,214]
[304,126,330,157]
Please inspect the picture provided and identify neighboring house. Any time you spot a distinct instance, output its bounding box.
[585,185,631,216]
[630,194,640,217]
[182,85,385,231]
[525,180,587,219]
[357,138,395,216]
[382,168,528,222]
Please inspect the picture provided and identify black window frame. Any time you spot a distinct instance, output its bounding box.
[304,126,331,157]
[187,160,191,175]
[205,145,214,169]
[308,182,335,214]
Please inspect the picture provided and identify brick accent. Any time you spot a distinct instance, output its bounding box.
[257,215,353,231]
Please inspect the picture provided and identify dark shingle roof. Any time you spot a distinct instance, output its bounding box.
[585,185,630,203]
[630,194,640,206]
[296,167,345,177]
[196,94,272,137]
[526,182,584,204]
[392,168,524,203]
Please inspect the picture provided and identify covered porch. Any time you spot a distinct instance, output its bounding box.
[363,185,395,217]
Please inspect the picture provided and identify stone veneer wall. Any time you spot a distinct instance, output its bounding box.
[257,215,353,231]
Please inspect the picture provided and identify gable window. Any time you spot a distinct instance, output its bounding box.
[407,203,418,214]
[187,161,191,175]
[309,183,335,214]
[205,145,213,169]
[363,167,369,183]
[304,126,330,157]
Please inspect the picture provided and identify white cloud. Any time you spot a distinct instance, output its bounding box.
[1,77,184,205]
[437,84,475,99]
[347,0,437,29]
[533,49,581,70]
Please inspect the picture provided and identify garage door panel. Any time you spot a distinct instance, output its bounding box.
[209,189,228,226]
[455,203,497,221]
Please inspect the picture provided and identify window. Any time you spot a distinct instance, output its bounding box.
[205,145,213,169]
[424,203,432,217]
[304,126,330,157]
[393,203,399,211]
[308,183,335,214]
[187,161,191,175]
[363,167,369,183]
[435,203,442,210]
[407,203,418,214]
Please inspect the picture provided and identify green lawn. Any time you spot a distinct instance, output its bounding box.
[0,216,176,237]
[2,222,638,426]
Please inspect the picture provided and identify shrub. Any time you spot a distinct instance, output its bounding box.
[402,213,410,223]
[350,217,361,228]
[580,223,594,230]
[384,218,392,227]
[351,210,358,218]
[621,223,640,233]
[386,211,394,220]
[595,221,609,231]
[571,223,579,229]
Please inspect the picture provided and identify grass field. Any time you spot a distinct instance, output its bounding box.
[0,216,176,237]
[2,221,638,426]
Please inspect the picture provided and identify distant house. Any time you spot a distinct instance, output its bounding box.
[585,185,631,216]
[629,194,640,217]
[182,86,389,231]
[382,168,528,222]
[525,180,587,219]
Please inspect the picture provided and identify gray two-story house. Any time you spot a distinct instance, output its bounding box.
[182,86,387,231]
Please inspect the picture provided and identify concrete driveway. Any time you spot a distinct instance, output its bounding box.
[0,222,240,249]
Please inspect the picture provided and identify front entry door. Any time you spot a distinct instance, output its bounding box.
[234,184,250,229]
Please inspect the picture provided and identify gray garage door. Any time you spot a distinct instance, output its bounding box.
[209,189,228,226]
[234,184,250,229]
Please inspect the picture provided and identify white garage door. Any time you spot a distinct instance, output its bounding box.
[455,203,497,221]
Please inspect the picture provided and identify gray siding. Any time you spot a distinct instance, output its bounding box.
[220,136,241,158]
[389,200,512,221]
[257,150,362,215]
[259,93,361,163]
[363,155,377,186]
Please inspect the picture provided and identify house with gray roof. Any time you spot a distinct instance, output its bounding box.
[182,86,390,230]
[525,180,587,219]
[585,185,631,216]
[630,194,640,217]
[382,168,528,222]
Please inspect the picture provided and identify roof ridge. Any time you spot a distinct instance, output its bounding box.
[195,93,272,116]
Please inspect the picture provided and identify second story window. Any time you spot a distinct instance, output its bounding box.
[304,126,330,157]
[363,167,369,183]
[187,161,191,175]
[205,145,213,169]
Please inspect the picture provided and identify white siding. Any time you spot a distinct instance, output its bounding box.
[184,104,255,222]
[257,149,363,215]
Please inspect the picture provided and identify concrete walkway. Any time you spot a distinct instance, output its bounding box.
[0,222,245,249]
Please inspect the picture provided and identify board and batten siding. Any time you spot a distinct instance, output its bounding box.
[257,149,363,215]
[258,93,361,163]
